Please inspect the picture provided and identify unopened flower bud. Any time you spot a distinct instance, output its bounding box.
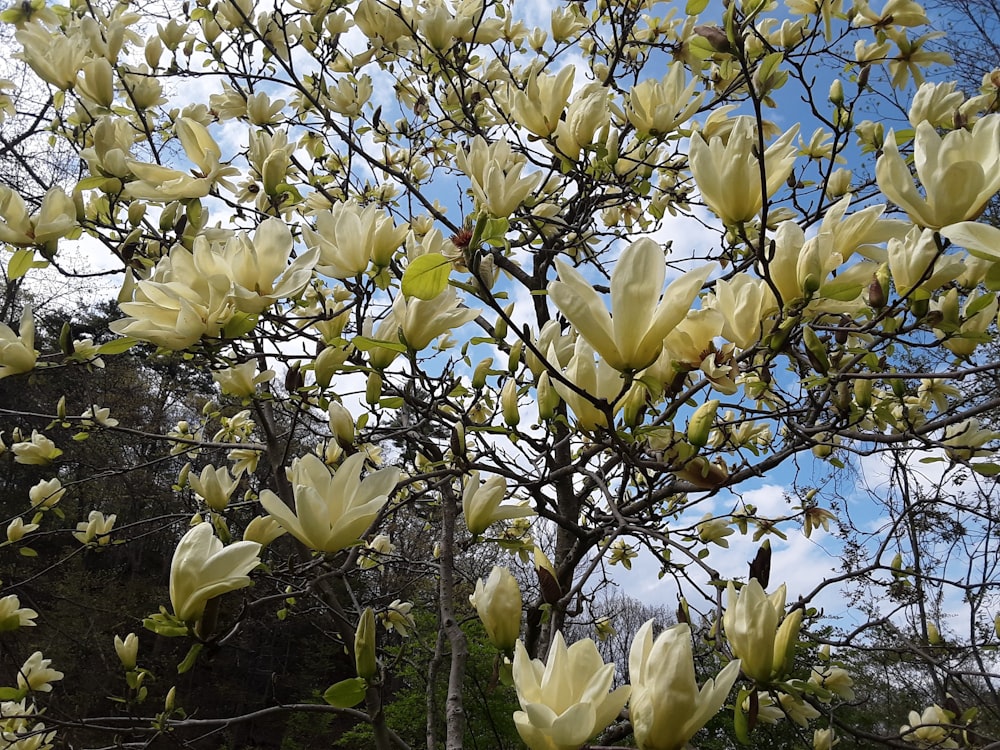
[501,378,520,427]
[328,401,355,448]
[829,79,844,106]
[355,607,377,681]
[114,633,139,671]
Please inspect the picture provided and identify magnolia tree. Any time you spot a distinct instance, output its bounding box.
[2,0,1000,747]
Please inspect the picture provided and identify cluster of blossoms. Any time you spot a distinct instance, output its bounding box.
[467,566,854,750]
[2,0,1000,746]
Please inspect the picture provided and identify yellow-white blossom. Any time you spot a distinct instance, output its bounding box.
[900,704,957,748]
[189,465,239,512]
[215,219,318,314]
[852,0,929,27]
[802,507,837,538]
[328,401,355,448]
[380,599,415,636]
[304,202,407,277]
[114,633,139,670]
[125,117,238,200]
[28,478,65,509]
[7,517,38,543]
[627,63,704,136]
[629,620,741,750]
[212,361,275,398]
[548,339,625,431]
[393,287,482,352]
[697,513,735,548]
[779,692,821,726]
[814,728,839,750]
[469,566,522,652]
[17,651,64,693]
[359,533,394,569]
[169,522,261,622]
[724,580,803,682]
[909,81,965,128]
[15,433,62,466]
[887,226,964,299]
[242,515,287,546]
[0,594,38,631]
[809,664,855,701]
[73,510,117,545]
[455,136,542,218]
[877,116,1000,228]
[110,243,235,349]
[259,453,399,553]
[930,288,998,357]
[595,617,616,641]
[608,538,638,569]
[0,307,37,379]
[548,238,712,372]
[462,472,533,536]
[709,275,774,349]
[689,117,799,225]
[508,66,574,137]
[940,417,1000,460]
[15,21,87,89]
[552,84,610,159]
[512,632,630,750]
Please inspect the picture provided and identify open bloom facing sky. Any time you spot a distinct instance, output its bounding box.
[548,238,712,372]
[259,453,399,553]
[876,114,1000,229]
[512,632,630,750]
[688,117,799,225]
[629,620,741,750]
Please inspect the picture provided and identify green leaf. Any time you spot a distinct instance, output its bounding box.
[322,677,367,708]
[966,291,996,317]
[7,248,47,280]
[0,687,26,701]
[402,253,452,300]
[480,217,510,247]
[686,0,709,13]
[177,643,203,674]
[18,547,37,557]
[143,612,189,638]
[734,687,753,744]
[97,337,139,355]
[971,462,1000,476]
[352,336,407,354]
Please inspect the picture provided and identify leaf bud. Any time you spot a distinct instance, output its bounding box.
[284,362,304,392]
[622,382,648,428]
[59,323,73,356]
[494,303,514,341]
